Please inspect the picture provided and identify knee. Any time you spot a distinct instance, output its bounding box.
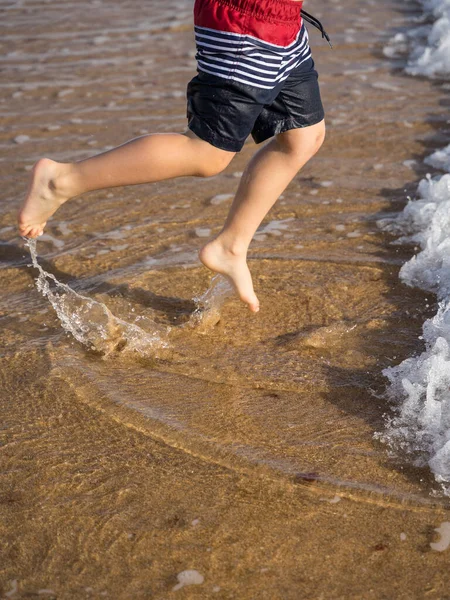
[277,121,326,166]
[196,151,235,178]
[310,123,326,155]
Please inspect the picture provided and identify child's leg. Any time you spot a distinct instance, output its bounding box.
[18,131,235,238]
[200,120,326,312]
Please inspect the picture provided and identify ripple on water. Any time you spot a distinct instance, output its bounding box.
[7,0,450,511]
[21,235,450,507]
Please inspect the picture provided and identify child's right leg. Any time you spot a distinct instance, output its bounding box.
[18,131,235,238]
[200,121,326,313]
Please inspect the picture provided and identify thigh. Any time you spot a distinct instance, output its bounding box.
[186,71,273,152]
[274,59,325,125]
[251,58,325,145]
[182,128,237,174]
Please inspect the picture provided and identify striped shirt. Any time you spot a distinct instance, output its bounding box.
[194,23,311,90]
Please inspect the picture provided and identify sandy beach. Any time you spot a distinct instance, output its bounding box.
[1,0,450,597]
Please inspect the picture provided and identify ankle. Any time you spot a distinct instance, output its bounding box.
[213,233,249,258]
[53,163,81,198]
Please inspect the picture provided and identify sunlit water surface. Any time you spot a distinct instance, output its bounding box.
[1,0,450,509]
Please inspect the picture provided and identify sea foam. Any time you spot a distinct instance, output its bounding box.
[406,0,450,77]
[377,0,450,494]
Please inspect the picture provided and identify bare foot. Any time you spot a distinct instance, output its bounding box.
[18,158,73,238]
[199,238,260,312]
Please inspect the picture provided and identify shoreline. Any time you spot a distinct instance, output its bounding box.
[1,0,450,597]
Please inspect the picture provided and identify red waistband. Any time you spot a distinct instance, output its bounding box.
[201,0,303,24]
[194,0,304,47]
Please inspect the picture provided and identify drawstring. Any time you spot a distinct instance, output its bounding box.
[301,9,333,49]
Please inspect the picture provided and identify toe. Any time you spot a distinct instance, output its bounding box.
[243,293,260,313]
[18,222,30,235]
[27,224,46,238]
[249,302,260,313]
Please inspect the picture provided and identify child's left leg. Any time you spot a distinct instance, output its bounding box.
[200,120,326,312]
[18,131,235,239]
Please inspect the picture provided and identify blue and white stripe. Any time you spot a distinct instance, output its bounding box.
[194,24,311,90]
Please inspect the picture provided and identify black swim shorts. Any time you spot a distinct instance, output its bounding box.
[186,0,325,152]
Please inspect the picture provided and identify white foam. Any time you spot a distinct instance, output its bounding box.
[194,227,211,238]
[430,521,450,551]
[210,193,234,205]
[383,32,409,58]
[258,218,294,237]
[407,11,450,77]
[57,221,72,236]
[57,88,74,98]
[390,0,450,77]
[377,171,450,493]
[378,1,450,494]
[425,143,450,172]
[319,495,341,503]
[173,570,204,591]
[403,159,418,169]
[13,134,29,144]
[371,81,401,92]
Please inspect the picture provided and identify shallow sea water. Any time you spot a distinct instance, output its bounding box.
[1,0,449,500]
[2,0,450,597]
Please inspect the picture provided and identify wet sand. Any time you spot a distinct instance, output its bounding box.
[1,0,450,597]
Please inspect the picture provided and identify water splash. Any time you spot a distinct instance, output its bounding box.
[25,238,169,356]
[189,274,234,332]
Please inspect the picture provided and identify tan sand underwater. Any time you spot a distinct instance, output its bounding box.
[1,0,450,597]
